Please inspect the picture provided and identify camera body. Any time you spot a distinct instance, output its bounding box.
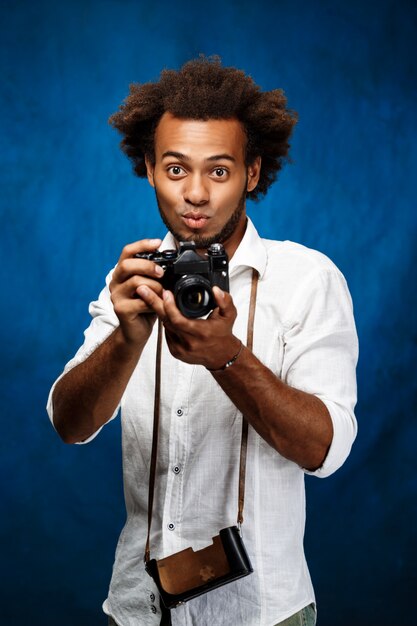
[135,241,229,318]
[146,525,253,609]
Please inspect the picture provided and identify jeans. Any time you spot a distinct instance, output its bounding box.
[275,603,317,626]
[108,603,316,626]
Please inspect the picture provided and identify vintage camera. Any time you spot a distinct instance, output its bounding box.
[146,526,253,609]
[135,242,229,318]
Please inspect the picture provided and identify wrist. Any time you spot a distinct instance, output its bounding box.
[115,324,150,356]
[206,339,243,372]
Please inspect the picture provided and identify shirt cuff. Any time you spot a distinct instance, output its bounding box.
[303,398,357,478]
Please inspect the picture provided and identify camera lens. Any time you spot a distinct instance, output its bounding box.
[174,275,215,318]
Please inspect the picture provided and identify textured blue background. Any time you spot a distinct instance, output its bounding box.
[1,0,416,624]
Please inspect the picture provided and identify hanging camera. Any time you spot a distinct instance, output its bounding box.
[146,526,253,609]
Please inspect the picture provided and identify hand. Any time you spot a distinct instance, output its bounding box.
[136,284,241,369]
[110,238,165,346]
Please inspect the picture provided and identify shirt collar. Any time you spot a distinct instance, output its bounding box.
[159,217,267,280]
[228,217,267,279]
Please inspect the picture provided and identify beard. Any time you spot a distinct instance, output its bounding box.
[154,184,247,250]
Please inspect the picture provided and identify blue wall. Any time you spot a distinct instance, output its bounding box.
[1,1,416,624]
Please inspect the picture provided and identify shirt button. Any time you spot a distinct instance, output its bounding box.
[150,593,155,602]
[151,605,157,614]
[172,465,181,474]
[167,522,175,531]
[176,408,183,416]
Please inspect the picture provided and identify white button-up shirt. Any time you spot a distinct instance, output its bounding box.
[48,219,358,626]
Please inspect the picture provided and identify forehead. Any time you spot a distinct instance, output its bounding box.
[154,112,247,160]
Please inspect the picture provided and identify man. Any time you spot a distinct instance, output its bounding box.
[47,57,358,626]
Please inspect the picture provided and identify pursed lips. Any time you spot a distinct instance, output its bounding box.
[181,212,210,229]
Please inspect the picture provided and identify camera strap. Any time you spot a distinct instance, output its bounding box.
[145,269,259,563]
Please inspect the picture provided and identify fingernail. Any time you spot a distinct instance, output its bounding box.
[138,285,149,296]
[155,265,164,276]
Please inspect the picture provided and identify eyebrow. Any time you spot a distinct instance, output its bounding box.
[161,151,236,163]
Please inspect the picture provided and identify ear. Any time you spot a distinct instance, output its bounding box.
[246,156,262,193]
[144,155,155,188]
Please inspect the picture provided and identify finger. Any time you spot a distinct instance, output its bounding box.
[162,290,198,330]
[111,279,161,318]
[212,287,235,318]
[112,289,156,319]
[118,238,162,262]
[113,257,164,284]
[112,275,163,300]
[136,284,166,318]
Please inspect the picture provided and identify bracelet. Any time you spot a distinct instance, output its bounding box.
[206,341,243,372]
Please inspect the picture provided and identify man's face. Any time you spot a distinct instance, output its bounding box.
[145,112,261,257]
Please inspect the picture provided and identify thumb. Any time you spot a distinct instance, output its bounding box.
[212,286,234,318]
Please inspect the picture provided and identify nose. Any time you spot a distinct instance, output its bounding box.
[183,173,209,206]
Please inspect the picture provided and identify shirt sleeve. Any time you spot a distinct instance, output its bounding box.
[281,266,358,478]
[46,268,120,444]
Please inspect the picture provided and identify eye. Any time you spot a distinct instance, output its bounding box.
[212,167,228,179]
[167,165,185,177]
